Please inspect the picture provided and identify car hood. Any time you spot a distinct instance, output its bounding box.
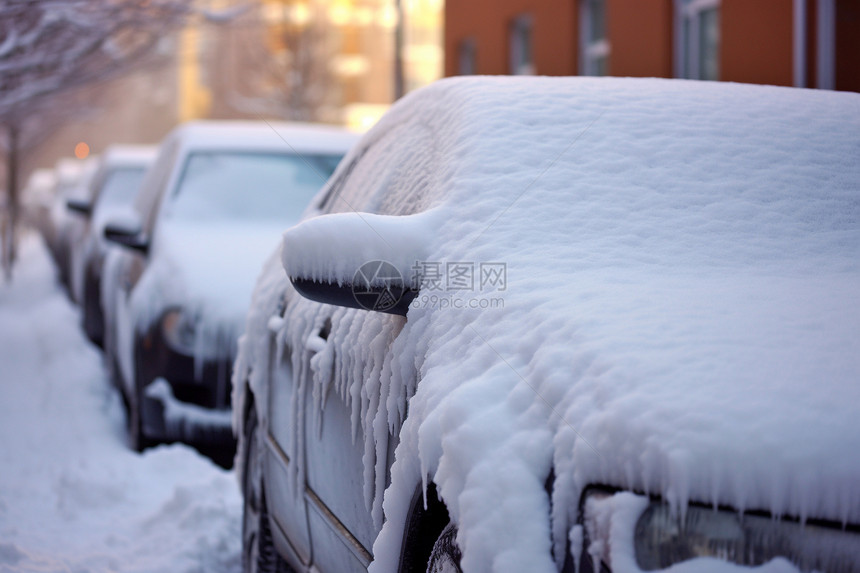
[132,221,285,341]
[550,270,859,517]
[418,79,860,529]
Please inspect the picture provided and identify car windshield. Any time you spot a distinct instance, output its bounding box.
[95,166,147,212]
[165,151,342,223]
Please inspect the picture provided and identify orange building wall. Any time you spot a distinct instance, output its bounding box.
[445,0,858,93]
[608,0,673,77]
[445,0,675,79]
[721,0,794,86]
[444,0,578,76]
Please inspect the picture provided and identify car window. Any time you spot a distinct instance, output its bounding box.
[317,147,366,213]
[94,167,147,213]
[321,121,439,216]
[163,151,342,223]
[139,137,181,235]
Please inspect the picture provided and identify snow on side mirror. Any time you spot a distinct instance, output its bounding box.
[282,211,436,316]
[103,212,148,254]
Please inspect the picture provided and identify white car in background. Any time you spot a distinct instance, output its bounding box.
[49,156,98,289]
[21,168,57,246]
[101,120,358,455]
[232,77,860,573]
[66,145,156,345]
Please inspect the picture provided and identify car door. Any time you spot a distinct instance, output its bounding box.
[300,311,382,572]
[291,122,437,572]
[262,148,372,570]
[261,149,374,569]
[264,301,313,566]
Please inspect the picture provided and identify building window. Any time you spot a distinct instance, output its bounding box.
[580,0,610,76]
[675,0,720,80]
[458,38,477,75]
[509,14,535,75]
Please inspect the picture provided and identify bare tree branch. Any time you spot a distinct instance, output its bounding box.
[0,0,193,280]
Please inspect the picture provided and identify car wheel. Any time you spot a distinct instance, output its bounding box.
[127,342,158,453]
[128,385,153,453]
[427,521,462,573]
[242,406,291,573]
[82,271,103,347]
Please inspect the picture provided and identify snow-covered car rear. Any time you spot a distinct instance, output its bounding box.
[233,77,860,573]
[102,120,358,453]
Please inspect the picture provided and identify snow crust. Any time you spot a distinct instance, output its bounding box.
[236,77,860,572]
[0,234,239,573]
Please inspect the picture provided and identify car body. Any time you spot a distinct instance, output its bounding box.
[233,77,860,573]
[102,120,358,453]
[48,157,98,290]
[66,145,157,345]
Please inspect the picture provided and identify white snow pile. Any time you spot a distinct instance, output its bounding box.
[246,76,860,573]
[0,234,241,573]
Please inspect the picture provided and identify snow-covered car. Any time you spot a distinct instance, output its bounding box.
[66,145,156,345]
[21,168,57,246]
[102,120,358,453]
[49,157,98,290]
[232,77,860,573]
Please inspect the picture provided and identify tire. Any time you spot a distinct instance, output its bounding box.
[102,313,123,394]
[82,269,104,347]
[127,344,155,453]
[128,385,153,453]
[427,522,462,573]
[242,406,291,573]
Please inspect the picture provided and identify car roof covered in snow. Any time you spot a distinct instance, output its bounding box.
[167,120,361,155]
[98,144,158,168]
[276,76,860,569]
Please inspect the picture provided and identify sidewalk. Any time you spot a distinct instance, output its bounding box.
[0,232,241,573]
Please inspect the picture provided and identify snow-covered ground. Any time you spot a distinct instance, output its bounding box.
[0,233,241,573]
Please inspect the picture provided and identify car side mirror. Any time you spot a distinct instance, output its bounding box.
[282,211,434,316]
[66,198,92,217]
[103,213,148,255]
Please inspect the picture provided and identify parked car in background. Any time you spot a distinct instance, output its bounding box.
[21,168,57,246]
[49,156,98,291]
[232,77,860,573]
[102,121,358,454]
[65,145,156,345]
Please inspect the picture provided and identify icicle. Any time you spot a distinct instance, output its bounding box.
[569,524,583,573]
